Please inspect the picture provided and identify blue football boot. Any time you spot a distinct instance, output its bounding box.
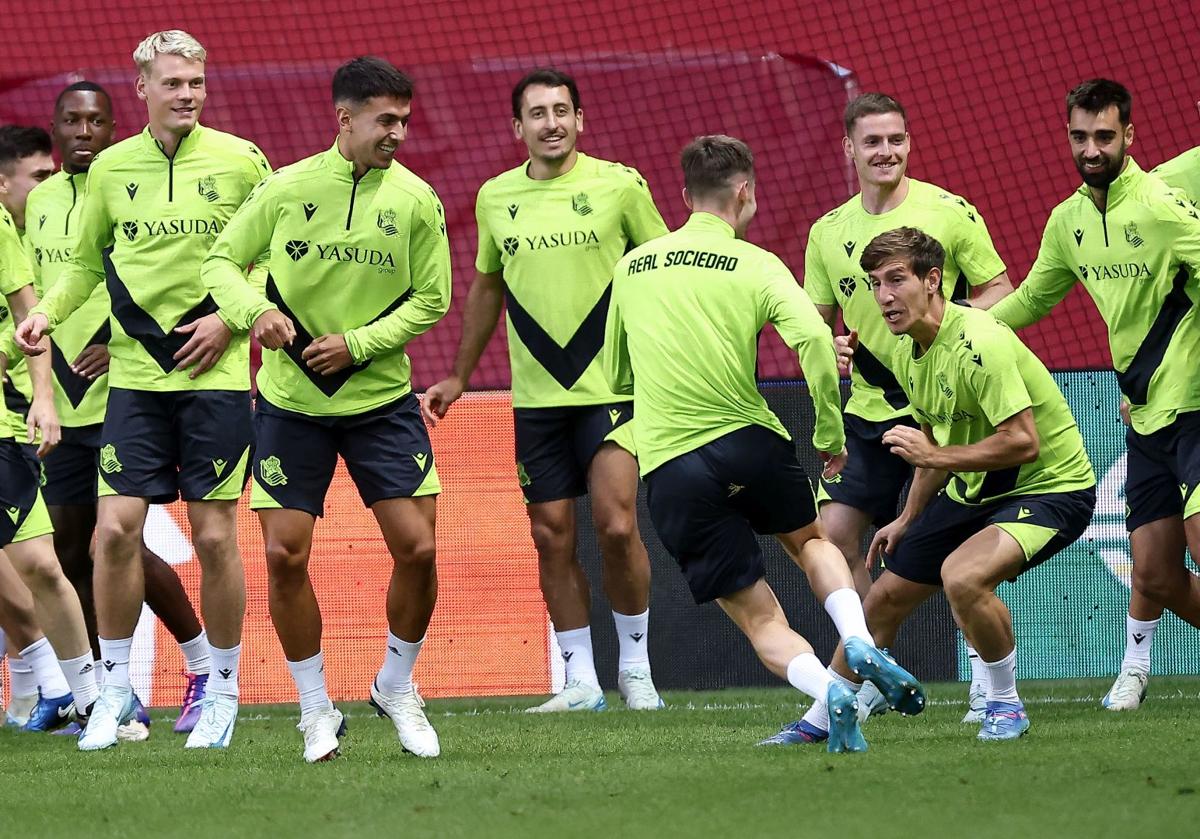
[844,638,926,716]
[21,690,76,732]
[825,681,867,753]
[756,719,828,746]
[977,702,1030,741]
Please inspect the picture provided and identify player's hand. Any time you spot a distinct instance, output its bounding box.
[421,376,465,426]
[252,309,296,350]
[834,330,858,377]
[867,517,910,569]
[302,334,352,375]
[72,344,110,380]
[1119,399,1131,427]
[819,447,848,480]
[14,314,49,356]
[173,313,233,379]
[882,424,938,467]
[27,394,61,457]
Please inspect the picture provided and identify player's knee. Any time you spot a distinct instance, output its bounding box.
[265,539,310,580]
[595,511,636,553]
[94,516,141,560]
[190,527,238,562]
[1132,562,1175,603]
[530,517,573,559]
[863,584,910,636]
[15,548,68,593]
[942,566,986,607]
[391,537,436,569]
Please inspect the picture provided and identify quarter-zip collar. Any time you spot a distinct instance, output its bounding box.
[322,140,387,230]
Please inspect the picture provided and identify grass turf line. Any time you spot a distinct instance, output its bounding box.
[2,677,1198,838]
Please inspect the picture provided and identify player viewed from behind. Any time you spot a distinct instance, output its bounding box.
[802,93,1012,724]
[989,80,1200,713]
[16,30,273,751]
[424,69,667,712]
[202,57,451,763]
[828,227,1096,741]
[24,81,213,735]
[605,135,925,752]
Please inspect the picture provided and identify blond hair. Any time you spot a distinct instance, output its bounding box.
[133,30,207,75]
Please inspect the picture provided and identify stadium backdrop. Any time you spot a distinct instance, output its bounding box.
[0,0,1195,704]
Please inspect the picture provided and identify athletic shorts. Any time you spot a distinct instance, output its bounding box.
[816,413,916,526]
[885,487,1097,586]
[250,393,440,518]
[645,424,818,604]
[41,424,103,507]
[0,439,54,546]
[1125,411,1200,532]
[513,402,634,504]
[98,387,252,504]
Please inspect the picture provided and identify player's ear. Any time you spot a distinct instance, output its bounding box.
[135,74,147,102]
[575,108,584,135]
[335,104,353,131]
[511,118,523,141]
[927,267,942,291]
[842,135,853,160]
[682,187,694,211]
[1124,122,1134,148]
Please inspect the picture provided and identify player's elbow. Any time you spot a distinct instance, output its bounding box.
[1010,429,1039,465]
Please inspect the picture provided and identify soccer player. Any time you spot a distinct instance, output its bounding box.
[605,135,925,751]
[202,57,450,763]
[0,125,55,232]
[16,30,272,751]
[802,93,1012,723]
[25,81,213,733]
[836,226,1095,740]
[423,69,666,712]
[989,80,1200,712]
[2,180,102,733]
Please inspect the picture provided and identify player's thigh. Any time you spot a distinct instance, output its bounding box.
[940,527,1029,595]
[513,406,587,503]
[817,414,914,529]
[250,399,339,518]
[818,502,873,558]
[339,394,440,510]
[981,488,1097,583]
[372,496,437,565]
[175,389,254,503]
[883,494,987,587]
[3,533,63,589]
[98,388,177,504]
[586,441,640,532]
[861,570,940,630]
[716,577,788,634]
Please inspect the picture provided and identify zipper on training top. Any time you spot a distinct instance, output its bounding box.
[65,174,77,235]
[346,177,360,230]
[1101,207,1109,247]
[154,136,178,201]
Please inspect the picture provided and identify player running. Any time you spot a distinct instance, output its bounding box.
[424,69,667,712]
[989,80,1200,713]
[202,57,450,763]
[605,135,924,751]
[16,30,272,751]
[24,81,213,734]
[802,93,1012,724]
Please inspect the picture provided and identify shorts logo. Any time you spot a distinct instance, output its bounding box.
[1124,222,1143,248]
[608,409,622,426]
[4,506,19,524]
[259,455,288,487]
[377,208,399,237]
[197,175,220,203]
[121,221,139,242]
[1181,482,1189,499]
[516,462,531,488]
[302,202,318,221]
[39,462,46,487]
[100,444,123,474]
[502,237,519,257]
[571,193,593,216]
[727,483,744,497]
[1017,507,1033,520]
[823,473,843,484]
[285,240,310,261]
[213,458,227,478]
[412,452,428,470]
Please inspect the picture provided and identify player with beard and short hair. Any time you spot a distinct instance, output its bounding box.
[991,80,1200,713]
[424,68,668,713]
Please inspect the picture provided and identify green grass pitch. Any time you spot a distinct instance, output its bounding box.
[3,678,1198,838]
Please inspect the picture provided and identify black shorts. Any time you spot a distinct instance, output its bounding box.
[99,387,253,504]
[645,424,818,604]
[885,487,1097,586]
[0,440,53,546]
[817,413,916,526]
[250,393,439,518]
[513,402,634,503]
[1125,411,1200,532]
[41,424,103,507]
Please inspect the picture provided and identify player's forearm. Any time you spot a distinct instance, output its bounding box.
[344,285,451,362]
[795,337,846,453]
[927,428,1039,472]
[966,272,1014,310]
[200,254,275,332]
[6,284,38,326]
[449,272,505,385]
[897,466,948,522]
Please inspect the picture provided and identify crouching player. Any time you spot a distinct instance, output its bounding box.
[604,135,924,752]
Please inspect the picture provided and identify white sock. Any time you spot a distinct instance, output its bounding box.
[823,588,874,645]
[799,667,859,732]
[98,637,133,689]
[785,653,834,702]
[612,609,651,671]
[556,626,600,690]
[208,643,241,698]
[19,637,70,697]
[287,651,331,718]
[179,631,211,675]
[965,641,988,691]
[1120,615,1158,674]
[8,656,37,697]
[377,631,422,695]
[56,651,100,709]
[984,648,1020,705]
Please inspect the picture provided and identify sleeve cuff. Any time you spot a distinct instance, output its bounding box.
[343,329,366,363]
